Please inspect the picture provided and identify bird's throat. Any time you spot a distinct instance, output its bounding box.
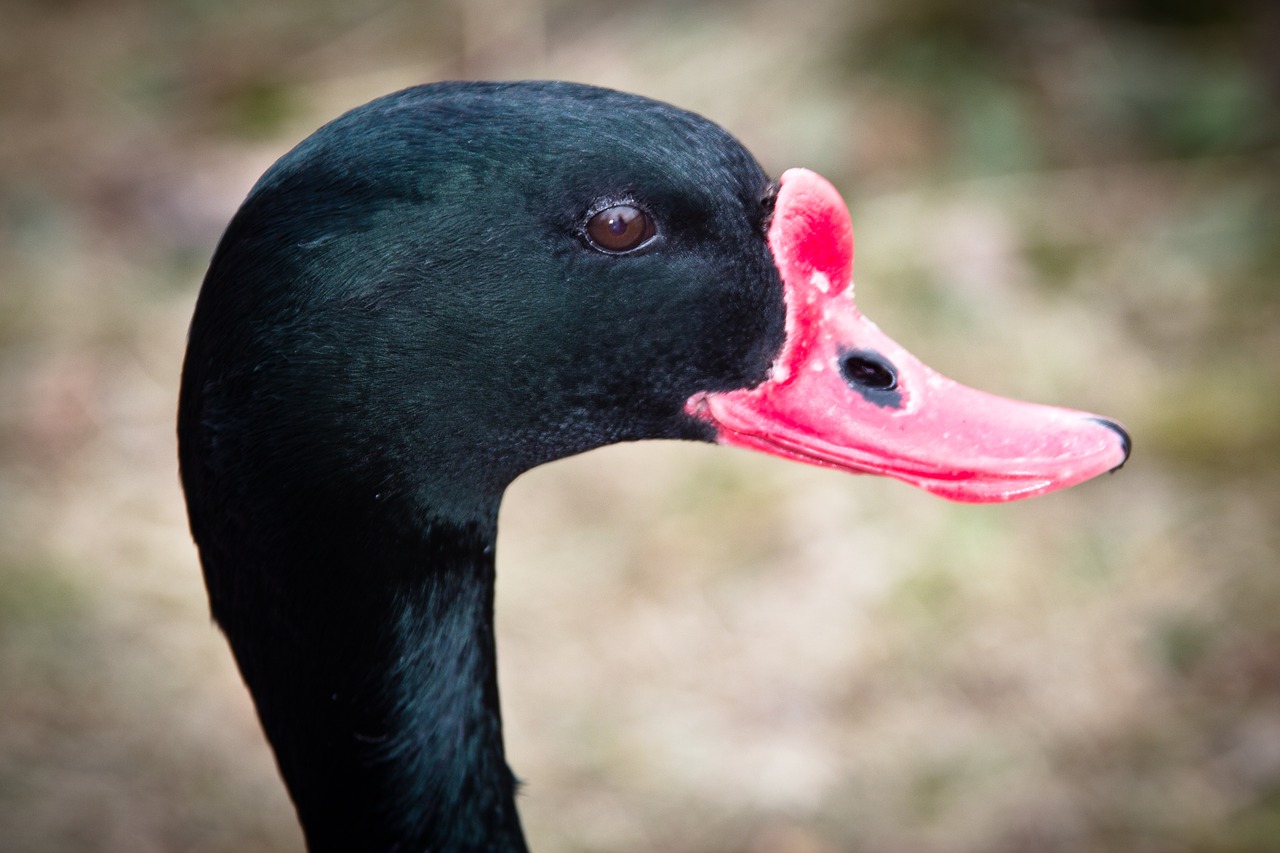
[221,517,529,852]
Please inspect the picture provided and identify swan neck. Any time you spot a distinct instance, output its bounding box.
[227,518,528,852]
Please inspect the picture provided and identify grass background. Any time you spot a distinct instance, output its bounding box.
[1,0,1278,850]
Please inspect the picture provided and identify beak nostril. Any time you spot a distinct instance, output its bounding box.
[840,350,898,392]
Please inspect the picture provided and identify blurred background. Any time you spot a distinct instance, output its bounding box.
[1,0,1278,850]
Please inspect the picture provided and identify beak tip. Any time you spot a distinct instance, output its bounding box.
[1088,417,1132,472]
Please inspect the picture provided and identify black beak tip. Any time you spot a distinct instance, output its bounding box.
[1089,417,1132,472]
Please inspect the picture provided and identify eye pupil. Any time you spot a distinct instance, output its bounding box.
[586,204,656,253]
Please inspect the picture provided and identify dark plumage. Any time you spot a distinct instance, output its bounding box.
[179,80,1128,851]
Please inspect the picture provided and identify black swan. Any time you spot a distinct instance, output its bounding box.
[177,81,1129,851]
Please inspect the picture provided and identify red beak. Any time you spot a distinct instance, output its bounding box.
[687,169,1130,503]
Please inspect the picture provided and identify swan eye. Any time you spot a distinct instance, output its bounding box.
[585,204,656,253]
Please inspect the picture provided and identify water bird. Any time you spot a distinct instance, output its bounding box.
[178,81,1129,851]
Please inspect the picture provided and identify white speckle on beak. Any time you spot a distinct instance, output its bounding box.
[810,271,830,293]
